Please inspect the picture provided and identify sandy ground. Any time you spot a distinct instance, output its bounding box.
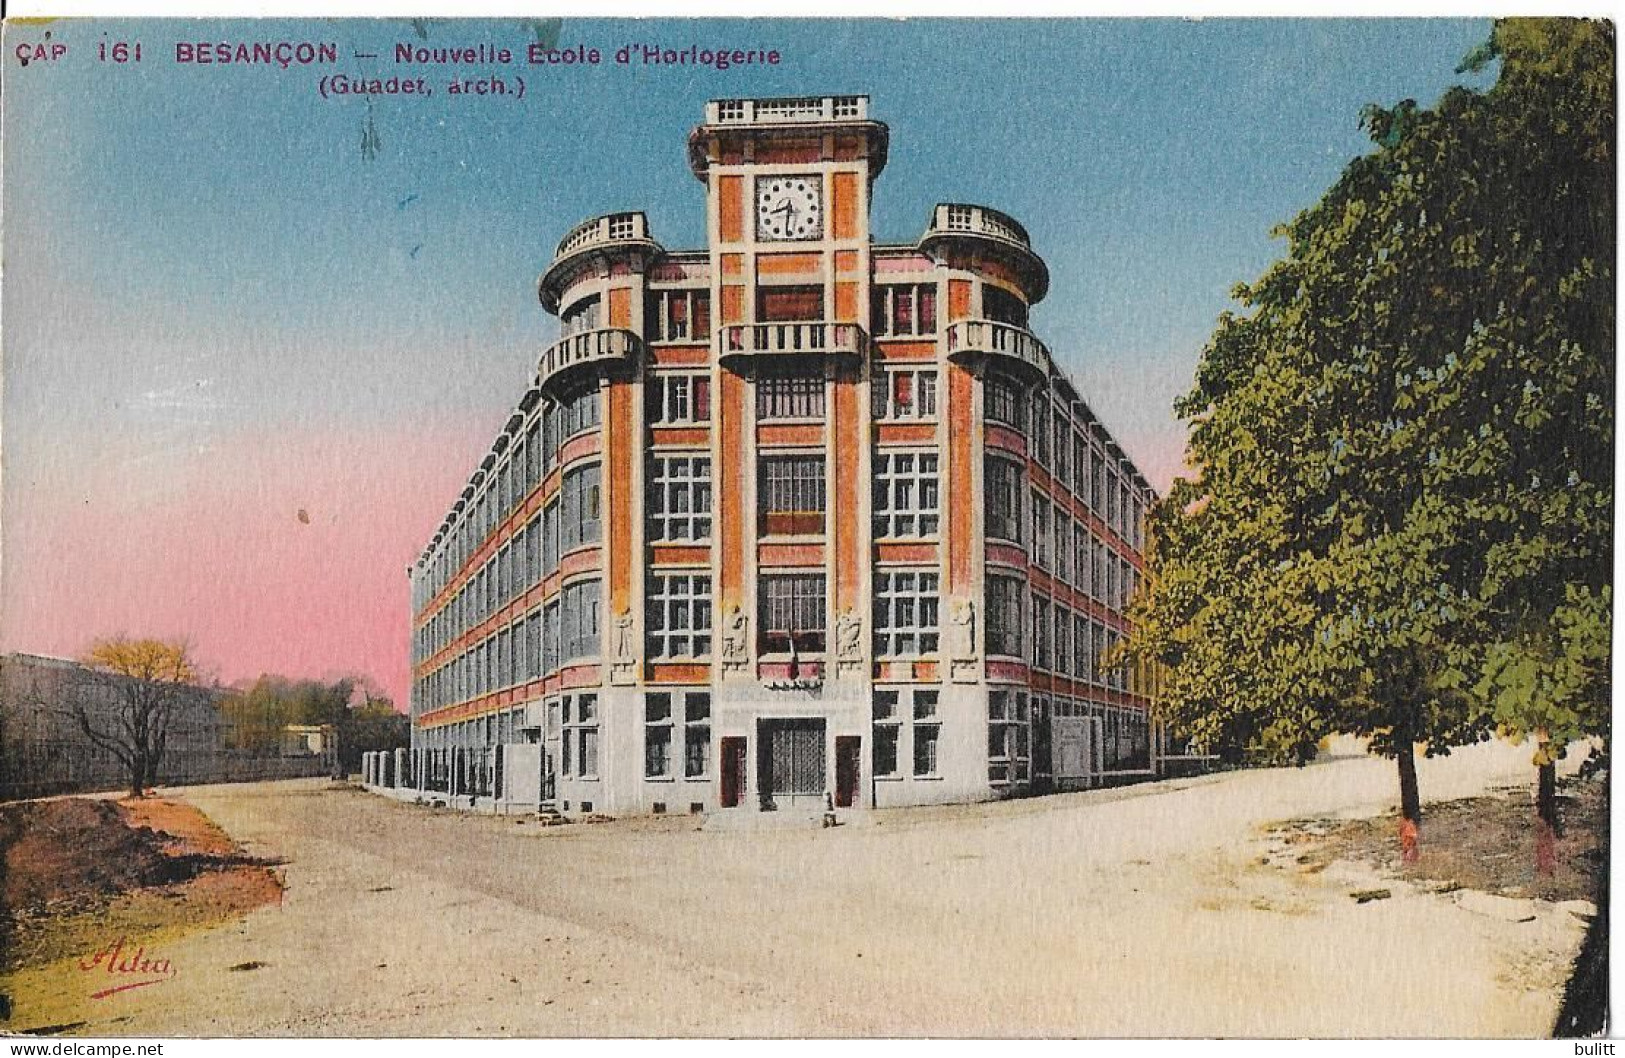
[1,737,1594,1038]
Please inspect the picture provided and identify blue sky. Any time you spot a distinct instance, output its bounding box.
[2,17,1498,695]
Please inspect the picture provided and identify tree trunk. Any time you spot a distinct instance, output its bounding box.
[1536,759,1561,875]
[1397,738,1421,863]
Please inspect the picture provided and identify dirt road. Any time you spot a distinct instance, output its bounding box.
[3,738,1591,1037]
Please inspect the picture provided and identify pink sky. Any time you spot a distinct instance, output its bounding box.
[2,420,495,708]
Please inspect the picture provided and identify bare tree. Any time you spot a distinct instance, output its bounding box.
[64,637,201,798]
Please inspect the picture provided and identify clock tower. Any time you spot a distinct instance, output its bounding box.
[687,96,890,698]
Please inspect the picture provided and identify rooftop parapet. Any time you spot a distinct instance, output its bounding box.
[538,211,663,314]
[918,203,1050,304]
[689,95,888,180]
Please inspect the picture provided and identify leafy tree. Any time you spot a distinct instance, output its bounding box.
[218,674,407,772]
[1128,18,1612,856]
[342,695,411,774]
[69,637,203,798]
[1437,19,1613,849]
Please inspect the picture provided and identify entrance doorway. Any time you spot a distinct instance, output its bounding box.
[720,737,747,808]
[834,735,861,808]
[757,719,826,810]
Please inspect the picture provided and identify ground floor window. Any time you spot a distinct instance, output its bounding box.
[873,690,901,777]
[642,689,711,780]
[644,693,674,778]
[987,687,1030,783]
[912,690,940,777]
[874,686,941,779]
[684,691,712,778]
[561,692,599,779]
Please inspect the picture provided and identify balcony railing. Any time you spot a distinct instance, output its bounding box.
[924,203,1031,249]
[705,95,867,125]
[945,319,1051,380]
[553,211,650,260]
[718,321,865,360]
[537,327,640,392]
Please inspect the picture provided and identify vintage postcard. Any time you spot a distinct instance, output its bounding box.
[0,14,1611,1046]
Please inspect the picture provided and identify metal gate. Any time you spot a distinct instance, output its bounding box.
[761,719,825,805]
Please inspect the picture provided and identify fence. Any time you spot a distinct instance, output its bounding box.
[0,739,337,802]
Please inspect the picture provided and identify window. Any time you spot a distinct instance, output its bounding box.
[983,285,1028,329]
[647,455,712,542]
[1032,494,1051,570]
[985,455,1024,543]
[1054,414,1071,484]
[645,693,673,778]
[646,373,712,425]
[646,573,712,659]
[1055,604,1072,676]
[1033,597,1052,671]
[1033,402,1051,467]
[1075,612,1091,679]
[561,579,601,663]
[542,500,559,572]
[1092,449,1106,514]
[756,367,825,420]
[523,519,539,590]
[984,373,1024,430]
[560,464,602,551]
[560,295,601,337]
[872,451,939,539]
[1056,513,1072,584]
[558,384,601,440]
[683,692,711,778]
[988,688,1030,783]
[873,570,940,657]
[525,421,541,487]
[757,285,823,322]
[986,575,1025,657]
[912,690,940,778]
[873,690,900,778]
[871,367,938,421]
[562,692,599,778]
[525,613,541,680]
[759,455,826,536]
[758,573,826,654]
[651,290,711,342]
[871,284,938,337]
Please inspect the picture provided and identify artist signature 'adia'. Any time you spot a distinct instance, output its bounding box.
[79,937,178,998]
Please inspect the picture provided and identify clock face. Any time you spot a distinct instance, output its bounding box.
[756,175,823,241]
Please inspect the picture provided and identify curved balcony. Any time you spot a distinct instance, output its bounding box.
[717,321,865,364]
[945,319,1051,383]
[537,327,641,394]
[918,203,1050,304]
[537,212,663,314]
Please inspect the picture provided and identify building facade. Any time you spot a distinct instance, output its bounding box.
[406,96,1160,817]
